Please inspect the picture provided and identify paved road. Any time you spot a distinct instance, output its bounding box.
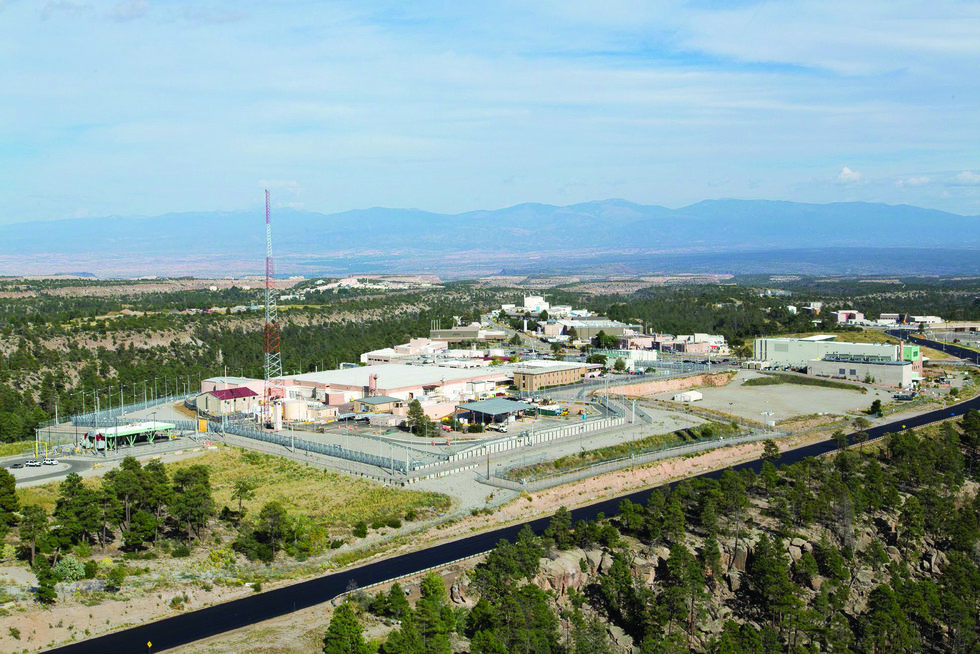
[44,392,980,654]
[4,458,94,486]
[888,330,980,365]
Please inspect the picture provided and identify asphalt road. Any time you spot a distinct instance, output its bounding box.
[44,392,980,654]
[5,458,94,486]
[887,330,980,365]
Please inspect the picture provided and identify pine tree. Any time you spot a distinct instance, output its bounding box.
[0,468,19,536]
[19,504,49,566]
[322,602,369,654]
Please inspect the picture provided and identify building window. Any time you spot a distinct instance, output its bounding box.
[839,368,846,375]
[850,369,857,376]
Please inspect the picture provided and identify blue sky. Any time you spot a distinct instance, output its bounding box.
[1,0,979,223]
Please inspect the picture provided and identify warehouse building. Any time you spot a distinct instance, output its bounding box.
[282,364,511,405]
[555,319,635,340]
[430,323,507,343]
[808,354,913,388]
[753,335,903,369]
[512,361,595,392]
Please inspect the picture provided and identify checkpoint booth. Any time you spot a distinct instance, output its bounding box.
[455,398,534,427]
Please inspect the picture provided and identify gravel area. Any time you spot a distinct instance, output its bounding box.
[654,370,880,422]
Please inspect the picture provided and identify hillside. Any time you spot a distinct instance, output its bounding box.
[1,200,978,277]
[327,415,980,653]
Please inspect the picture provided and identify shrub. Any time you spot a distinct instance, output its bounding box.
[467,424,484,433]
[53,557,85,583]
[404,509,417,522]
[74,541,92,558]
[9,626,20,640]
[352,521,368,538]
[105,566,126,592]
[385,517,402,529]
[83,560,98,579]
[171,544,190,558]
[330,539,345,549]
[252,581,262,593]
[370,520,386,530]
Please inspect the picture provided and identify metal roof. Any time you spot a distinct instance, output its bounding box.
[286,364,505,389]
[457,398,534,416]
[355,395,402,405]
[207,387,259,400]
[88,422,176,438]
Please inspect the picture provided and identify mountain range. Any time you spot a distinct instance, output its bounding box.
[1,199,978,277]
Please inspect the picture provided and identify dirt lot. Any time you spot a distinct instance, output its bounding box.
[654,370,878,422]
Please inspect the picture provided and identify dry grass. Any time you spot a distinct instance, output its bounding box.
[782,330,898,344]
[17,482,64,512]
[17,446,451,527]
[168,447,450,526]
[0,440,34,457]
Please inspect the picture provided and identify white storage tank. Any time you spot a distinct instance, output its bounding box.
[282,398,304,421]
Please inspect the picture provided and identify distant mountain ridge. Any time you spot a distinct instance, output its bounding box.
[0,199,977,276]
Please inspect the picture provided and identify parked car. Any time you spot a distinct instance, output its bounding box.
[9,462,24,469]
[43,458,59,466]
[25,459,42,467]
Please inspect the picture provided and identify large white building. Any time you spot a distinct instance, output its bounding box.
[281,364,510,405]
[360,338,448,364]
[523,295,550,313]
[807,355,913,388]
[753,335,903,368]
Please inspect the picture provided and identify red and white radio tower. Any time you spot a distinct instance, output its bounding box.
[263,190,283,427]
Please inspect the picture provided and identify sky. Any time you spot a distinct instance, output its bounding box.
[1,0,979,223]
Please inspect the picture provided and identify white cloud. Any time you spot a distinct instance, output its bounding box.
[108,0,148,22]
[40,1,92,20]
[896,176,930,187]
[836,166,863,183]
[956,171,980,185]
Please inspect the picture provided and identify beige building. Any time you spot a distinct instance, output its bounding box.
[197,387,260,416]
[513,363,590,392]
[352,395,406,413]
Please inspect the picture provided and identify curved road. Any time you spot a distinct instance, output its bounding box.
[887,329,980,365]
[6,459,94,486]
[46,392,980,654]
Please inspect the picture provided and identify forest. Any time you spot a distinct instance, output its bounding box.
[0,283,513,442]
[1,275,978,444]
[324,410,980,653]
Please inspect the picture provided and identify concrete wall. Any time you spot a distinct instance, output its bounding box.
[612,372,735,397]
[807,359,912,387]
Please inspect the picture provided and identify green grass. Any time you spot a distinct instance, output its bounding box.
[18,446,452,527]
[169,447,451,527]
[744,372,864,392]
[502,421,740,482]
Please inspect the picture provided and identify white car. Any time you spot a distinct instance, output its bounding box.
[25,459,42,467]
[42,458,59,466]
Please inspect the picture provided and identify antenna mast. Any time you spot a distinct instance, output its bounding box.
[263,190,283,427]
